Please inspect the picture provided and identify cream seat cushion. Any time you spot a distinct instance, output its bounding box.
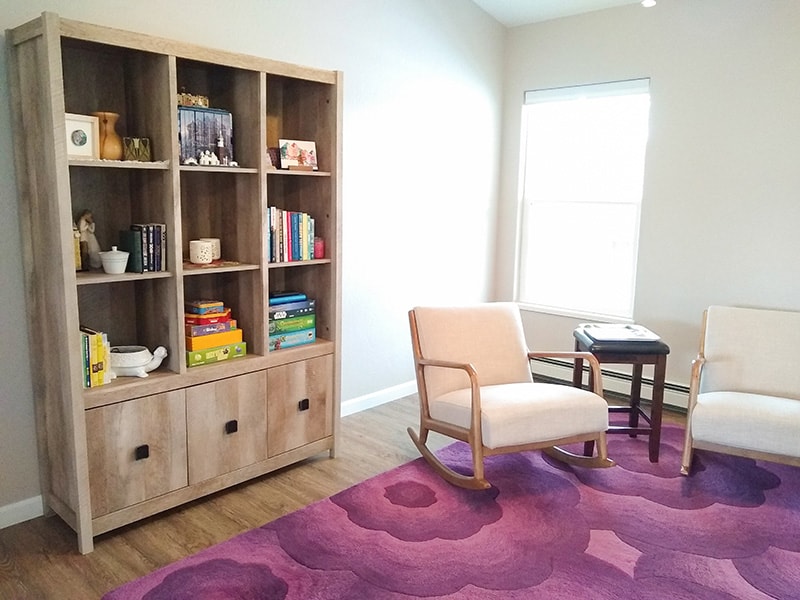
[692,391,800,458]
[431,382,609,449]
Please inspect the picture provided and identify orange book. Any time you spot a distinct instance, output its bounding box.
[185,328,243,351]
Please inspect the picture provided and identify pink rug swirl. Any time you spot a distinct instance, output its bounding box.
[104,424,800,599]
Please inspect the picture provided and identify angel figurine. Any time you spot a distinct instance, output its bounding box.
[77,209,102,269]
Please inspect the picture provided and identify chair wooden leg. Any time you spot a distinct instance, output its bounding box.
[407,427,491,490]
[544,432,615,469]
[680,419,694,475]
[680,442,694,475]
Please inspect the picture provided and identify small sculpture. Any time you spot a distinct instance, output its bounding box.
[77,209,102,269]
[198,150,220,166]
[109,345,167,378]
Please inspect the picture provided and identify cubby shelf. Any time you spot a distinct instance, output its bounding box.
[7,11,342,554]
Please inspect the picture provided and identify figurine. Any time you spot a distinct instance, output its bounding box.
[198,150,219,166]
[77,209,102,269]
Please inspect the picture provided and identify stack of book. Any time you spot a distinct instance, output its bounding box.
[185,300,247,366]
[118,223,167,273]
[79,326,114,388]
[268,206,316,263]
[269,292,316,351]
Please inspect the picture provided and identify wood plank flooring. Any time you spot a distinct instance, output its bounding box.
[0,394,685,599]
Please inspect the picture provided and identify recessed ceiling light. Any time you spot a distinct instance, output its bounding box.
[641,0,656,7]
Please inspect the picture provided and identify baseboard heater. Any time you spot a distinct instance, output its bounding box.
[531,356,690,411]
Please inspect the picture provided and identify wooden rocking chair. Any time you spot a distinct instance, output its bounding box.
[408,303,614,490]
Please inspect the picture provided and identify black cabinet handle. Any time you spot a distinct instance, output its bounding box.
[225,419,238,434]
[134,444,149,460]
[298,398,310,411]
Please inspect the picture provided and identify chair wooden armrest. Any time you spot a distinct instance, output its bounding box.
[528,350,605,395]
[416,357,482,432]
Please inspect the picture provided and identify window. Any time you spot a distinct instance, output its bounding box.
[515,79,651,320]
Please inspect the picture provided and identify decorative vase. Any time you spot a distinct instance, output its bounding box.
[92,111,123,160]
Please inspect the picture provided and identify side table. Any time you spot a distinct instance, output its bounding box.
[572,326,670,462]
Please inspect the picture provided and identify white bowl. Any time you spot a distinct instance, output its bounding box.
[99,245,129,274]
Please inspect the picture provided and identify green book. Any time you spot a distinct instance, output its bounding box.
[118,229,143,273]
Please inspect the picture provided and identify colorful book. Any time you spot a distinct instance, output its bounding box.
[80,331,91,389]
[269,328,316,351]
[184,308,231,325]
[185,328,243,351]
[185,320,236,337]
[269,299,316,319]
[79,326,105,388]
[269,314,315,335]
[185,299,225,314]
[186,342,247,367]
[269,291,307,306]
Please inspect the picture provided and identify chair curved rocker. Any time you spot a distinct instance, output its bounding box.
[409,303,614,490]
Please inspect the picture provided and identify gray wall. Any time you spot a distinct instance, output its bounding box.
[497,0,800,391]
[0,0,504,523]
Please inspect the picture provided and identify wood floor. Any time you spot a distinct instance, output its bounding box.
[0,394,685,599]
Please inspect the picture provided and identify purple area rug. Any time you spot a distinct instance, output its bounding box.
[104,424,800,599]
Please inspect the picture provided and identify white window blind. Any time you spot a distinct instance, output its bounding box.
[515,79,651,320]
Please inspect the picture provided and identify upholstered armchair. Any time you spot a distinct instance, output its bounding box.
[681,305,800,475]
[408,302,614,490]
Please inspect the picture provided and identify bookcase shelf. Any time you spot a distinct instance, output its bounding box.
[7,11,342,554]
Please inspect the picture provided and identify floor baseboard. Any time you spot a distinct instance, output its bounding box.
[0,495,43,530]
[531,357,689,410]
[341,380,417,417]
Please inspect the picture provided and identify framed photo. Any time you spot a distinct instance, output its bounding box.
[279,139,318,170]
[65,113,99,159]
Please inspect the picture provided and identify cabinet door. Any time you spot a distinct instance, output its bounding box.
[86,391,187,518]
[267,355,333,457]
[186,371,267,484]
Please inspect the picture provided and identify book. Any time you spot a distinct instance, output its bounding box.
[269,328,316,351]
[269,291,307,306]
[80,331,91,389]
[185,320,236,337]
[186,341,247,367]
[184,308,231,325]
[269,298,316,319]
[118,229,144,273]
[269,314,315,335]
[185,328,243,351]
[79,325,106,387]
[130,224,150,271]
[579,323,660,343]
[185,299,225,314]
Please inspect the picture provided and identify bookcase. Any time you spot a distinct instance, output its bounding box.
[6,12,342,553]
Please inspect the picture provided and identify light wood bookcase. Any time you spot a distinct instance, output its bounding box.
[6,12,342,553]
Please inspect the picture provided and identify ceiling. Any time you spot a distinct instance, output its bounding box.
[471,0,644,27]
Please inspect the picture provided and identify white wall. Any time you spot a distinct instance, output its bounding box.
[496,0,800,391]
[0,0,504,522]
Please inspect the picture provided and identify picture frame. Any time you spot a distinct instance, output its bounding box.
[279,139,318,170]
[65,113,99,159]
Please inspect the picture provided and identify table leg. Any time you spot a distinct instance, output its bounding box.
[648,356,667,463]
[629,364,643,436]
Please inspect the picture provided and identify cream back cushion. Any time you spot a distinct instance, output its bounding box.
[700,305,800,400]
[413,303,533,400]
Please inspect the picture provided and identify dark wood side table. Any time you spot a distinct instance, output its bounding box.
[572,327,670,463]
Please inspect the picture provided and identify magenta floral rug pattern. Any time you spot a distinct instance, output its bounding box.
[104,425,800,599]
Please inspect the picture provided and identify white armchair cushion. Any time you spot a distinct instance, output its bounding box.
[413,304,534,401]
[692,391,800,458]
[701,306,800,400]
[431,382,609,449]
